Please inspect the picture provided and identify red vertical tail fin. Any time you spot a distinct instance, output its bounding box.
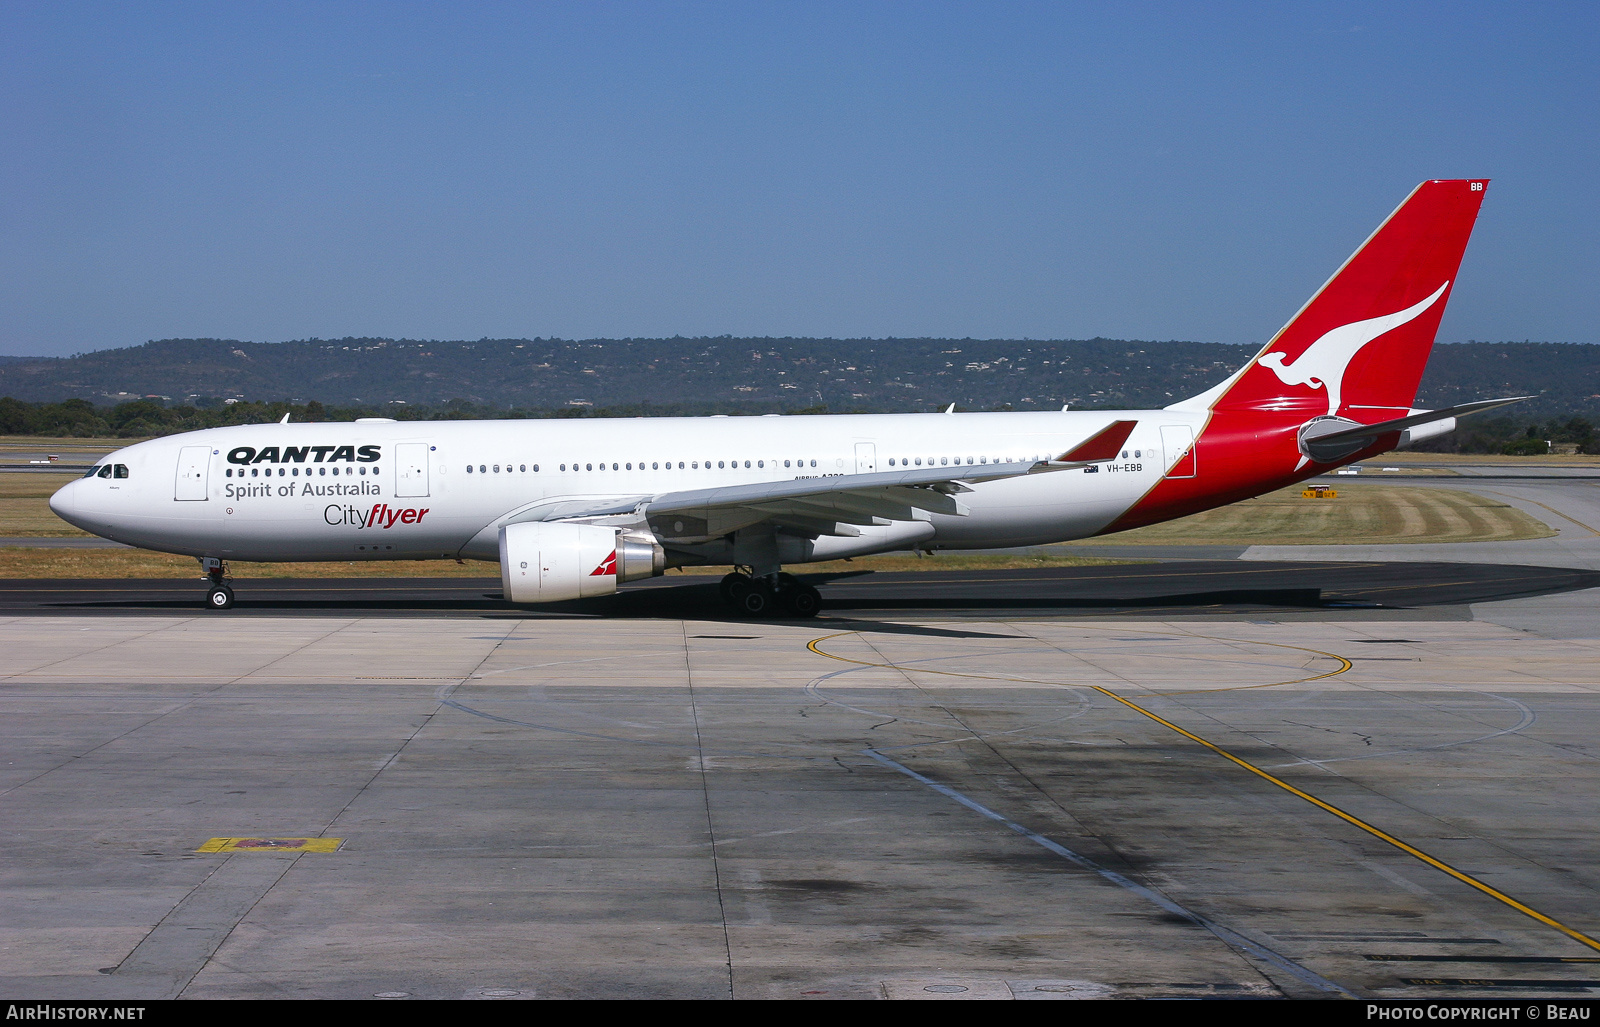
[1106,180,1489,534]
[1179,179,1488,420]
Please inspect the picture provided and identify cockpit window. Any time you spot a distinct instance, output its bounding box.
[114,464,129,478]
[96,465,112,479]
[83,465,103,478]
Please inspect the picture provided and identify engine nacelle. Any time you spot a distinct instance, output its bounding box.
[499,522,663,603]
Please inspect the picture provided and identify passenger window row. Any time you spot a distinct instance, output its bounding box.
[225,466,378,477]
[881,451,1137,467]
[464,459,824,474]
[455,453,1105,476]
[887,455,1045,466]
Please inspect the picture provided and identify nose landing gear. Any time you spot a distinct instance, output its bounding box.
[200,558,234,611]
[720,570,821,619]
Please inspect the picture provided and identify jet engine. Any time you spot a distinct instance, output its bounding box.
[499,522,664,603]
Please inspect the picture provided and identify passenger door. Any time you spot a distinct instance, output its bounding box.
[175,446,211,501]
[1160,425,1197,478]
[395,443,430,498]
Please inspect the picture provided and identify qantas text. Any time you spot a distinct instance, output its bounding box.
[228,445,380,465]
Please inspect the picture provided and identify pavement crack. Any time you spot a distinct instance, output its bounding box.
[681,620,735,999]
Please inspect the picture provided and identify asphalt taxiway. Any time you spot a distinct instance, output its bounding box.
[2,603,1598,1000]
[0,559,1596,622]
[2,468,1599,1000]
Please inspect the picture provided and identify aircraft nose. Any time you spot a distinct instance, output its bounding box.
[49,478,80,526]
[49,480,73,516]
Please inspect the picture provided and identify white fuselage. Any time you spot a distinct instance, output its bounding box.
[50,409,1203,566]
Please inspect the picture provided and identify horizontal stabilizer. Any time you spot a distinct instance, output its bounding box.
[1298,396,1530,464]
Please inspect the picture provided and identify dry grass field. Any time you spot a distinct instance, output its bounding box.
[1078,482,1554,546]
[0,436,137,446]
[0,473,89,536]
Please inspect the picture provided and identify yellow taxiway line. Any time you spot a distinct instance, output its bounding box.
[808,630,1600,954]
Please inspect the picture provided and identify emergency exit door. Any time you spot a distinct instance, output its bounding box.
[854,443,877,474]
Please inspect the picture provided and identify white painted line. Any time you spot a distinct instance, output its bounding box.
[863,747,1356,998]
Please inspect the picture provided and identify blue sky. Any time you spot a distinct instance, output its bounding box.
[2,1,1596,356]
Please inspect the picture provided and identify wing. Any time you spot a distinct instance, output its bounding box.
[546,419,1139,542]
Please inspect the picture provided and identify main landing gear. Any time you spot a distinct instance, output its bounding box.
[200,558,234,611]
[720,570,821,619]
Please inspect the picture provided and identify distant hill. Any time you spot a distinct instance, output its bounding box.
[0,336,1596,419]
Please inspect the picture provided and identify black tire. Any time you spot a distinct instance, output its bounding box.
[735,582,773,617]
[784,585,821,618]
[206,585,234,611]
[719,572,749,605]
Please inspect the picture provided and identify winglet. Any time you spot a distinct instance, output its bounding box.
[1057,420,1138,462]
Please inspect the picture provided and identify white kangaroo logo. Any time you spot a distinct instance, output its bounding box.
[1257,281,1449,416]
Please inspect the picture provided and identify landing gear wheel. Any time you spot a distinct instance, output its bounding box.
[206,584,234,611]
[719,572,750,605]
[783,584,821,618]
[731,580,773,617]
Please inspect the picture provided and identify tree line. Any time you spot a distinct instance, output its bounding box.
[3,395,1595,455]
[0,396,845,439]
[1415,415,1599,455]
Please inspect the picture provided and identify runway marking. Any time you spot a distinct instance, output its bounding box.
[1342,571,1580,599]
[806,631,1352,696]
[196,837,342,853]
[863,748,1355,998]
[802,644,1099,739]
[1089,686,1600,952]
[1261,692,1537,770]
[826,562,1390,590]
[1477,488,1600,537]
[809,631,1600,956]
[1366,954,1600,964]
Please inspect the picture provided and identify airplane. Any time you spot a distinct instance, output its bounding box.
[50,179,1522,617]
